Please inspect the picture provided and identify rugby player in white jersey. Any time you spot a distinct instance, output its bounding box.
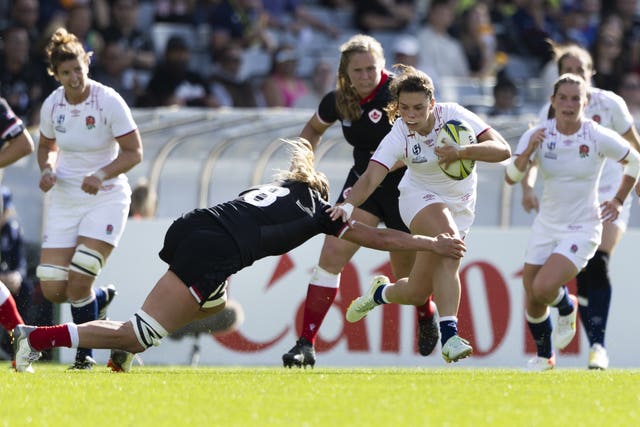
[35,28,143,369]
[522,42,640,369]
[507,73,640,371]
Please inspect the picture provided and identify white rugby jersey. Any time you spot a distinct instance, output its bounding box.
[538,88,633,198]
[517,118,631,232]
[39,79,137,186]
[371,102,490,196]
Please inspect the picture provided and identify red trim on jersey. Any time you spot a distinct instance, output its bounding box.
[370,158,390,170]
[476,127,491,140]
[114,128,138,139]
[359,70,389,106]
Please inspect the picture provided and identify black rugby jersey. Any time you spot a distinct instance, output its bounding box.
[0,97,25,147]
[205,181,348,267]
[317,71,394,174]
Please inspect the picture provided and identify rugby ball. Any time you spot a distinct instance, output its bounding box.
[435,119,476,180]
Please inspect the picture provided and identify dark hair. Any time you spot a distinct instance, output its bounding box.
[384,64,435,123]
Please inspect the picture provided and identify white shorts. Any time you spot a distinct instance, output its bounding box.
[398,187,476,238]
[524,220,600,271]
[42,180,131,248]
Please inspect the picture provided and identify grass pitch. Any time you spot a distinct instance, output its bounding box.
[3,363,639,427]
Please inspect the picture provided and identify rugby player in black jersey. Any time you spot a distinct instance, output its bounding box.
[12,138,466,372]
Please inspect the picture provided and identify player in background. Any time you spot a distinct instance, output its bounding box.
[282,34,441,369]
[35,28,143,369]
[329,65,511,363]
[521,42,640,369]
[0,96,35,368]
[507,74,640,371]
[12,138,466,373]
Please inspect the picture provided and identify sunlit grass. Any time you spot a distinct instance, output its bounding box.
[3,363,639,427]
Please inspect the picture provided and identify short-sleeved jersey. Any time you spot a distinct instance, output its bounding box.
[538,87,634,195]
[372,102,491,197]
[0,97,25,148]
[516,118,631,232]
[203,181,350,267]
[39,79,137,186]
[316,71,394,173]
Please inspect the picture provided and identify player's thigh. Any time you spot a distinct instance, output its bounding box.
[408,202,457,237]
[599,221,624,254]
[140,270,205,333]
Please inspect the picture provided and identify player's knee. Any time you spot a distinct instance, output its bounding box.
[70,244,105,277]
[309,265,341,288]
[36,264,69,282]
[584,250,610,289]
[130,309,169,350]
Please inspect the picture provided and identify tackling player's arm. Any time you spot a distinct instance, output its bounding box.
[342,220,466,259]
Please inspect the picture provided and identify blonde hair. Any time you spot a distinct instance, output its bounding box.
[274,138,330,201]
[45,27,92,76]
[548,40,594,76]
[384,64,435,123]
[336,34,386,121]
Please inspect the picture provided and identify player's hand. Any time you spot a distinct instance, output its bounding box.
[435,145,460,169]
[635,181,640,197]
[526,128,545,154]
[521,187,539,213]
[82,174,102,195]
[327,203,353,222]
[39,168,56,192]
[600,199,622,223]
[433,233,466,259]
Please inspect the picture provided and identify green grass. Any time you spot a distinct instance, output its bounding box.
[2,363,639,427]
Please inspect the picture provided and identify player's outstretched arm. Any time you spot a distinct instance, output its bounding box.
[342,221,466,258]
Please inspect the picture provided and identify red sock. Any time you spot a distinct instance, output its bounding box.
[29,325,72,351]
[416,295,436,319]
[301,284,339,344]
[0,295,24,331]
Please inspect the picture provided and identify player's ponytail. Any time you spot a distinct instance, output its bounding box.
[275,138,330,201]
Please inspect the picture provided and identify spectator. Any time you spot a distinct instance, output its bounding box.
[62,3,106,71]
[618,70,640,120]
[352,0,416,34]
[455,2,498,78]
[261,45,308,107]
[487,72,521,116]
[293,58,335,109]
[392,34,420,68]
[129,178,158,219]
[92,39,139,106]
[101,0,157,73]
[262,0,340,41]
[591,14,626,92]
[138,35,220,107]
[199,0,275,60]
[153,0,196,23]
[0,25,44,126]
[209,43,259,108]
[416,0,470,81]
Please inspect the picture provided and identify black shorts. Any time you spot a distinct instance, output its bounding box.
[336,167,409,232]
[158,210,241,306]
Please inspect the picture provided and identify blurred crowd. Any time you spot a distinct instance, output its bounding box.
[3,0,640,128]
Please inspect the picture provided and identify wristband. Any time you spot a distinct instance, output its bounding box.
[41,167,53,177]
[341,202,354,219]
[93,169,107,182]
[505,161,525,183]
